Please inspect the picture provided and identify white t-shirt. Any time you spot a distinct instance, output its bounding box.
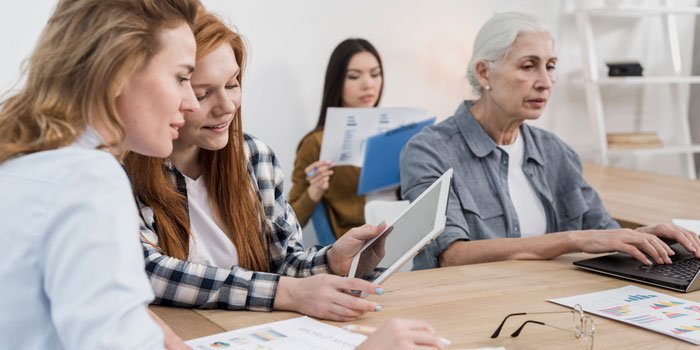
[185,175,239,269]
[498,131,547,237]
[0,128,163,349]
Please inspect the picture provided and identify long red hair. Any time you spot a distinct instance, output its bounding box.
[124,10,270,272]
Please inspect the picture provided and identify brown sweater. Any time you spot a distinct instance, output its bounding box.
[289,130,365,238]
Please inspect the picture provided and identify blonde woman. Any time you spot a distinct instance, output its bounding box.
[0,0,200,349]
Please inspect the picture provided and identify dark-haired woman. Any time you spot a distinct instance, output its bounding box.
[289,38,384,239]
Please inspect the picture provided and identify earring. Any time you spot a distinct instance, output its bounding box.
[484,86,491,91]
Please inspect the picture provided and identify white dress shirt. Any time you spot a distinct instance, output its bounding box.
[0,128,163,349]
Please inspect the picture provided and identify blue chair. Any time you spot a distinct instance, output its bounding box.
[310,202,336,246]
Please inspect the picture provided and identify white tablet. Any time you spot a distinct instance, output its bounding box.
[348,168,453,284]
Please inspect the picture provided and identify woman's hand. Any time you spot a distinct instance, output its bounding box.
[327,223,386,276]
[356,319,446,350]
[635,223,700,258]
[569,229,675,265]
[305,160,334,202]
[273,275,383,321]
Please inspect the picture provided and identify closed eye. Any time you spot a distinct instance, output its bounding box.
[196,90,210,101]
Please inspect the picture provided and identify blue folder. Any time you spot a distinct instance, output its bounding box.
[357,118,436,195]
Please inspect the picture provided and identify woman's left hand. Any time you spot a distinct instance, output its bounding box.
[327,223,386,276]
[636,223,700,258]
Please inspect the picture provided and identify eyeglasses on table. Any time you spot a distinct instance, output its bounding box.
[490,304,595,350]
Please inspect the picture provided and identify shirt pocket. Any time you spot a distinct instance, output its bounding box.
[555,188,590,231]
[455,184,506,240]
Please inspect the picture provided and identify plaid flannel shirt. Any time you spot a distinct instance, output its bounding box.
[138,134,332,311]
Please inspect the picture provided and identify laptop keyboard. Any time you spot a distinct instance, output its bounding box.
[639,258,700,282]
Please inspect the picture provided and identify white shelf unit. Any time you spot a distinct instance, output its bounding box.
[575,0,699,179]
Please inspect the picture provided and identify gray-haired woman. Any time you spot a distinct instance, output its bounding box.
[401,12,700,270]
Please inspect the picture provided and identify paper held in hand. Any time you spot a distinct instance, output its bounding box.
[318,107,427,167]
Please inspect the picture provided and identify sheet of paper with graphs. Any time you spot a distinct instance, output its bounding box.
[186,316,366,350]
[319,107,427,167]
[550,285,700,345]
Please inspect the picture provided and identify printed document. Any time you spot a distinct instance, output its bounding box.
[550,285,700,345]
[186,316,366,350]
[319,107,427,166]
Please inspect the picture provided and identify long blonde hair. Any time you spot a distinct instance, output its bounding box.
[0,0,200,164]
[124,11,271,272]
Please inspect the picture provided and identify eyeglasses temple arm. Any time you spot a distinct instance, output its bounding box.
[490,312,527,338]
[510,320,545,337]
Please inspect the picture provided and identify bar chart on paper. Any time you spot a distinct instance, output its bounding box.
[550,285,700,345]
[624,294,656,302]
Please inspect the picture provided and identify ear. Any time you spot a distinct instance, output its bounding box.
[113,81,125,99]
[475,60,491,90]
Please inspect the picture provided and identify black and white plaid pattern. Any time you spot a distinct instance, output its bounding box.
[138,134,331,311]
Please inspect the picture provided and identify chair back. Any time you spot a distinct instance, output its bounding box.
[310,203,336,246]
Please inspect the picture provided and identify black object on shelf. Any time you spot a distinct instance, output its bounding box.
[606,61,643,77]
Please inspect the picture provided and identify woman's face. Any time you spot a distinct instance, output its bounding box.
[175,44,241,152]
[115,22,199,157]
[484,31,556,120]
[341,51,382,108]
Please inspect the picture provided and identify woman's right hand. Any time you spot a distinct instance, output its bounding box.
[274,274,383,321]
[356,319,446,350]
[305,160,334,202]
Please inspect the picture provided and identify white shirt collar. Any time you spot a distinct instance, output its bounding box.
[73,126,105,150]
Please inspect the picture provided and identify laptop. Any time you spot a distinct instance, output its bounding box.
[348,168,452,284]
[574,243,700,292]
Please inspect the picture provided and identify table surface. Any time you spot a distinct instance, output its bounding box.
[153,163,700,349]
[582,162,700,227]
[154,253,700,349]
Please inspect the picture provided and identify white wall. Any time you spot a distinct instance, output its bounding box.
[1,0,696,183]
[198,0,565,187]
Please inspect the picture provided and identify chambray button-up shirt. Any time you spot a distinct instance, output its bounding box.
[401,100,620,270]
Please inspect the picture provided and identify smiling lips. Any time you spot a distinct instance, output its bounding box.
[203,120,230,133]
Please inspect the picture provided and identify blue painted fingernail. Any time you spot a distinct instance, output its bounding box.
[375,287,384,295]
[374,304,383,312]
[306,168,317,177]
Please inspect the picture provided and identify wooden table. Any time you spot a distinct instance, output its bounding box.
[154,254,700,349]
[583,162,700,228]
[153,164,700,348]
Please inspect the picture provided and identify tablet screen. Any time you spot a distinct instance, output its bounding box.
[353,182,443,281]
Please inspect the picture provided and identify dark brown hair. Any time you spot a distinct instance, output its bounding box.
[314,38,384,131]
